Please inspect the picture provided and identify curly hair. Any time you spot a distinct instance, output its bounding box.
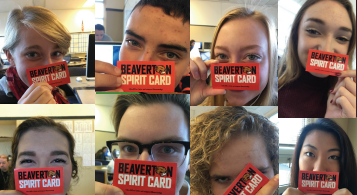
[190,107,278,195]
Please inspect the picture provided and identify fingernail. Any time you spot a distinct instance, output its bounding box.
[329,89,333,93]
[335,73,341,76]
[193,71,199,80]
[330,100,333,103]
[115,67,121,74]
[274,174,279,182]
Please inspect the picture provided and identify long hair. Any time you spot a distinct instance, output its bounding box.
[278,0,356,90]
[190,107,279,195]
[290,119,357,194]
[202,7,278,106]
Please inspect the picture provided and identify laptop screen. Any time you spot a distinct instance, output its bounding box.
[95,42,122,67]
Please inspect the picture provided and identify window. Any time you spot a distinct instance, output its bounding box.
[0,37,6,61]
[95,0,104,25]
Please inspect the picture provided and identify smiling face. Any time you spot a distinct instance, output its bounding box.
[299,130,340,173]
[6,28,64,86]
[117,103,189,195]
[16,129,73,195]
[209,135,274,195]
[214,18,269,105]
[119,5,190,88]
[297,0,352,78]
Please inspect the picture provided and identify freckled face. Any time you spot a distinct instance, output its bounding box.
[209,135,274,195]
[119,5,190,87]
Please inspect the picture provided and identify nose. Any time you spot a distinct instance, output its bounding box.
[318,35,335,53]
[138,149,153,161]
[139,49,157,61]
[313,157,327,172]
[44,54,53,65]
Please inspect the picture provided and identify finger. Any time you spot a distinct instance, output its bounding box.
[336,96,356,118]
[190,58,200,80]
[105,88,124,92]
[332,77,356,96]
[332,87,356,108]
[21,82,52,100]
[95,60,121,76]
[192,57,207,80]
[333,188,352,195]
[22,85,53,104]
[95,73,122,89]
[282,187,304,195]
[0,190,25,195]
[46,98,57,104]
[335,70,356,79]
[203,86,226,97]
[256,174,279,195]
[95,181,124,195]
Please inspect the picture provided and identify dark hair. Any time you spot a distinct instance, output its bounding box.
[190,40,195,44]
[8,117,78,190]
[111,94,189,137]
[131,0,189,24]
[191,107,279,195]
[290,119,357,194]
[95,24,105,32]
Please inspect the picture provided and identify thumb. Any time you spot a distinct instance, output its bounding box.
[95,181,125,195]
[256,174,279,195]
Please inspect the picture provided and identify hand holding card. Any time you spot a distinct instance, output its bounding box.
[305,49,348,76]
[26,61,71,87]
[298,171,339,194]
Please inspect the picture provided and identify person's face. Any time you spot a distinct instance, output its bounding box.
[95,30,104,41]
[297,0,352,78]
[16,129,73,195]
[5,28,64,86]
[299,130,340,173]
[117,103,189,195]
[103,148,108,153]
[119,5,190,88]
[0,158,9,172]
[214,18,270,105]
[209,135,274,195]
[191,42,195,47]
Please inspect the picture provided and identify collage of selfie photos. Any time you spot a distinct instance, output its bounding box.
[0,0,356,195]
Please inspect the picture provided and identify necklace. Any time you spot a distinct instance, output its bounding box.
[1,170,8,183]
[224,93,261,106]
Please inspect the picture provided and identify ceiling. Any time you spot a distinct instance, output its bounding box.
[0,0,94,13]
[190,0,278,5]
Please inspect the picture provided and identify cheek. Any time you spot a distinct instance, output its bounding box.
[63,165,73,192]
[119,47,137,61]
[259,60,269,89]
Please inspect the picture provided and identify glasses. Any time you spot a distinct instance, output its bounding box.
[106,140,190,167]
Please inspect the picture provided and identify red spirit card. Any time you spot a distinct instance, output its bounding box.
[211,63,259,90]
[223,163,269,195]
[118,61,175,92]
[298,171,339,194]
[14,167,64,195]
[113,159,177,195]
[306,49,348,76]
[26,61,70,87]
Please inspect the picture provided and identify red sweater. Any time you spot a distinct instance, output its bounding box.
[278,70,331,118]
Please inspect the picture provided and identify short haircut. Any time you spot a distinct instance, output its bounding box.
[290,119,357,194]
[131,0,189,24]
[0,155,9,162]
[190,107,279,194]
[95,24,105,32]
[111,94,190,138]
[190,40,195,44]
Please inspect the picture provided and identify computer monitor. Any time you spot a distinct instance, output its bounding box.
[195,42,202,49]
[86,34,95,78]
[200,51,211,62]
[95,41,122,67]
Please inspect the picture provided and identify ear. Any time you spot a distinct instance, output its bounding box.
[4,50,15,66]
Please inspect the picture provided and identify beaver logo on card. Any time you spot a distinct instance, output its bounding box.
[26,61,71,87]
[306,49,348,76]
[211,63,259,90]
[298,171,339,194]
[14,167,64,194]
[118,61,175,92]
[223,163,269,195]
[113,159,177,195]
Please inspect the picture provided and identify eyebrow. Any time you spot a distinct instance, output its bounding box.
[303,144,340,152]
[158,44,187,53]
[305,18,352,33]
[125,30,146,43]
[24,45,60,51]
[18,150,69,158]
[215,45,263,52]
[117,136,186,143]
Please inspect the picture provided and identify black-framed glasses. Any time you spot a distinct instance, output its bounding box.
[106,140,190,167]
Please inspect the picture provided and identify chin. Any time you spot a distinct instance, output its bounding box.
[226,90,250,106]
[309,71,329,78]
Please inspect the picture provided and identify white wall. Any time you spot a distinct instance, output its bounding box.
[95,105,115,132]
[106,0,125,9]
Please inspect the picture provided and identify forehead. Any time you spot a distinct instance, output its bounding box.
[18,129,70,153]
[210,135,271,176]
[15,28,57,51]
[216,18,268,50]
[0,158,6,162]
[303,130,340,149]
[127,5,189,47]
[117,103,189,142]
[301,1,352,29]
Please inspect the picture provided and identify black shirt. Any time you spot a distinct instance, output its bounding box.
[0,170,9,190]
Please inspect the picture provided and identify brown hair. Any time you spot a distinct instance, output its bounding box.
[8,117,78,190]
[203,7,278,106]
[290,119,357,194]
[190,107,279,195]
[278,0,356,90]
[111,94,190,137]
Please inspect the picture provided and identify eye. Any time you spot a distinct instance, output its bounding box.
[122,145,137,153]
[305,152,315,157]
[166,52,179,60]
[26,52,40,58]
[52,158,66,163]
[336,37,349,42]
[306,28,320,35]
[20,159,35,164]
[127,39,140,47]
[160,146,176,154]
[215,54,228,60]
[214,176,231,183]
[246,54,261,60]
[328,155,340,160]
[52,51,63,57]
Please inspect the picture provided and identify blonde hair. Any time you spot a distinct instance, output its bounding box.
[202,7,278,106]
[278,0,356,90]
[2,6,71,55]
[190,107,279,195]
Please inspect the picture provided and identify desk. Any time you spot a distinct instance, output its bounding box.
[68,61,86,67]
[68,76,95,104]
[95,165,108,171]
